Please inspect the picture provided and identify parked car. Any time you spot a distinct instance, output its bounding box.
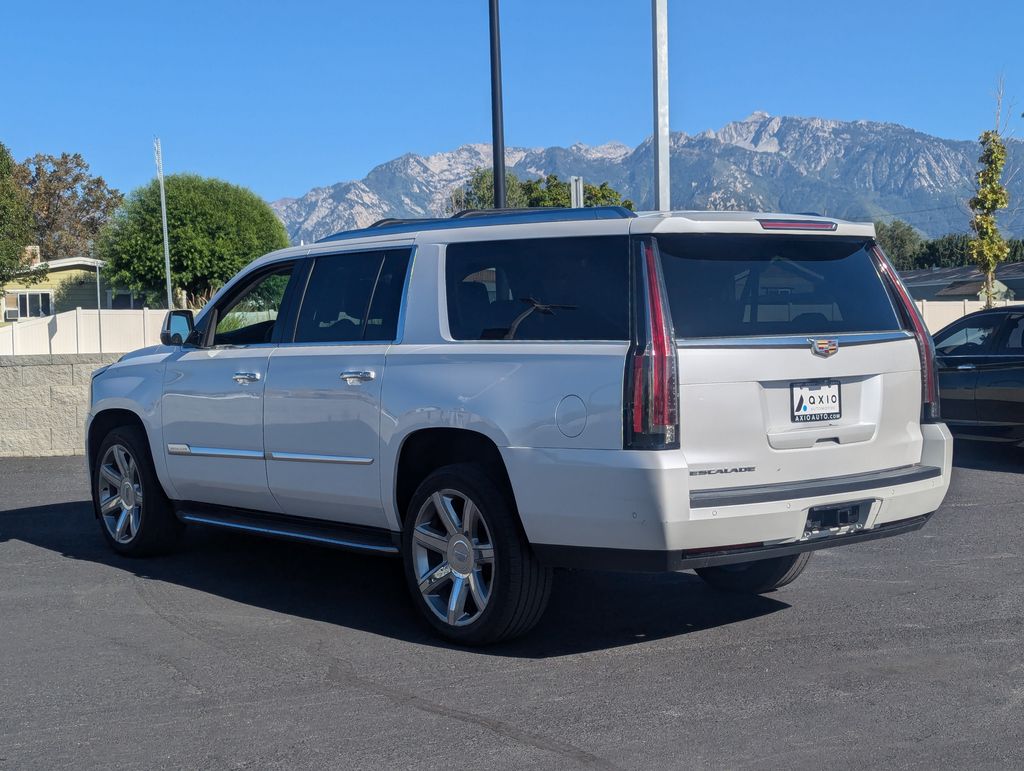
[934,307,1024,444]
[86,208,952,644]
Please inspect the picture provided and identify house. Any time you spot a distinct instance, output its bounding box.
[1,247,137,323]
[900,263,1024,302]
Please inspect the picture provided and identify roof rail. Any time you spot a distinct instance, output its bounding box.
[317,205,636,243]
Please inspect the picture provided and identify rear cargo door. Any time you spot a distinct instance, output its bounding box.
[654,234,923,493]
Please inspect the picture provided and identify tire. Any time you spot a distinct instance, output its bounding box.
[92,425,183,557]
[695,552,812,594]
[401,463,552,645]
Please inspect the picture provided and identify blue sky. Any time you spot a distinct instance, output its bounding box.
[2,0,1021,201]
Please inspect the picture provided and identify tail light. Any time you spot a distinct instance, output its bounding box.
[624,237,680,449]
[870,243,941,422]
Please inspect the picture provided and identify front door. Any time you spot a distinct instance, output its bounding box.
[264,248,410,528]
[162,262,298,512]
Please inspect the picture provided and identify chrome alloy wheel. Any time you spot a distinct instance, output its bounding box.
[412,489,495,627]
[97,444,144,544]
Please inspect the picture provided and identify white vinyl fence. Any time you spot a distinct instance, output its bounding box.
[1,301,1022,356]
[0,308,169,356]
[915,299,1024,333]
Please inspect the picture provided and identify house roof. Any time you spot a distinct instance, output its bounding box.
[36,257,105,271]
[933,278,1008,297]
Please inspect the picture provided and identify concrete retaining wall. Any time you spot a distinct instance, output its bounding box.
[0,354,121,457]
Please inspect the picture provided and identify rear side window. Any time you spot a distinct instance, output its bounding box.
[292,249,410,343]
[655,235,902,338]
[445,236,629,340]
[996,316,1024,353]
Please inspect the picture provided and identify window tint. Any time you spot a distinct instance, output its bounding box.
[292,249,410,343]
[655,235,902,338]
[214,265,293,346]
[996,316,1024,353]
[445,236,629,341]
[933,318,1000,355]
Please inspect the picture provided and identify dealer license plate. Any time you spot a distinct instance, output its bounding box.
[791,380,841,423]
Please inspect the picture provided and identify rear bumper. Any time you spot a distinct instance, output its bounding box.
[503,422,952,565]
[534,512,932,572]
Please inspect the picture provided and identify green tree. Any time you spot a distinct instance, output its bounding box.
[1009,239,1024,263]
[967,119,1011,307]
[919,233,973,268]
[14,152,123,260]
[520,174,635,209]
[98,174,289,308]
[0,142,42,291]
[448,168,529,212]
[448,168,633,212]
[874,219,924,270]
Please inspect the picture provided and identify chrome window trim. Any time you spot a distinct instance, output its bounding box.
[677,330,913,348]
[266,451,373,465]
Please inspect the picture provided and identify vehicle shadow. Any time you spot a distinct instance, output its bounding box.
[952,440,1024,474]
[0,500,788,658]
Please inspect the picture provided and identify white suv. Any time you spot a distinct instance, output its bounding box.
[86,208,952,644]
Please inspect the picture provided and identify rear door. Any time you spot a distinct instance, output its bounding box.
[933,314,1003,427]
[974,313,1024,441]
[653,234,923,492]
[263,248,410,528]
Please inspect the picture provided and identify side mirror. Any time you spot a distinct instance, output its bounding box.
[160,310,195,346]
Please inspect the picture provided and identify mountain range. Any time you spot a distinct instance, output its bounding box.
[271,112,1024,244]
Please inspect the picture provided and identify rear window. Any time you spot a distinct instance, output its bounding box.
[655,235,903,338]
[445,236,629,341]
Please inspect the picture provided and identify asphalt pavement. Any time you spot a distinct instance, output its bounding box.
[0,445,1022,769]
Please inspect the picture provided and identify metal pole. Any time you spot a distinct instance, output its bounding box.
[96,263,102,353]
[570,176,584,208]
[488,0,507,209]
[652,0,670,211]
[154,138,174,309]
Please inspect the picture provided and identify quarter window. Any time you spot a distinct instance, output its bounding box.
[444,236,629,341]
[292,249,410,343]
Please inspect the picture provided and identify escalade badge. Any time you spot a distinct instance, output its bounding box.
[810,338,839,358]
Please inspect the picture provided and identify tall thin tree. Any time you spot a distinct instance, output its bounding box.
[968,78,1011,308]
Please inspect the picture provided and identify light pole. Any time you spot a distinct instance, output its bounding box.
[652,0,670,211]
[153,138,174,309]
[488,0,507,209]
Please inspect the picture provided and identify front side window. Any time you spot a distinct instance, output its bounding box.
[933,318,1000,356]
[213,265,294,346]
[655,235,902,338]
[445,236,629,341]
[292,249,410,344]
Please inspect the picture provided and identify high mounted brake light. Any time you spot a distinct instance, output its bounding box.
[870,243,941,423]
[757,219,838,231]
[624,238,680,449]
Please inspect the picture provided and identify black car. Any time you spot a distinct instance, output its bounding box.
[933,307,1024,444]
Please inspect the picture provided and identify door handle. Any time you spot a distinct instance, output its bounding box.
[340,370,376,384]
[956,364,976,371]
[232,371,262,384]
